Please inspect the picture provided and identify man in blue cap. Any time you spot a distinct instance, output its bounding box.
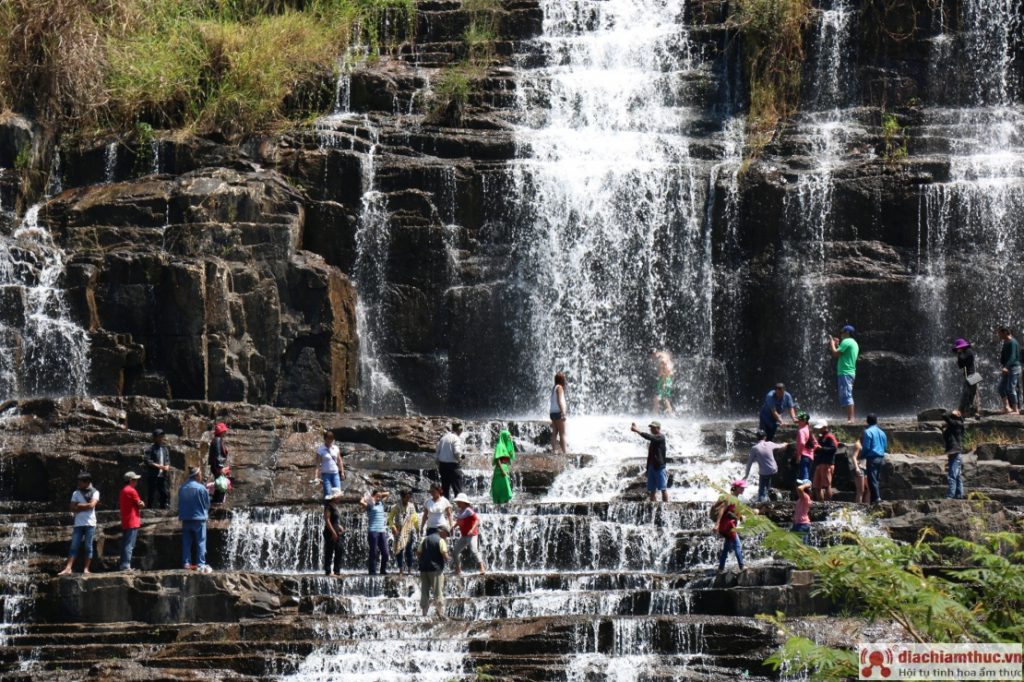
[829,324,859,424]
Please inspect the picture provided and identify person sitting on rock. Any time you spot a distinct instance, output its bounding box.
[208,422,230,506]
[811,421,838,501]
[421,483,454,537]
[793,411,816,483]
[315,430,345,500]
[791,479,812,542]
[631,420,668,502]
[417,524,450,618]
[713,480,746,573]
[744,429,783,504]
[452,493,486,576]
[852,414,887,505]
[942,410,966,500]
[179,467,212,573]
[58,472,100,576]
[360,489,390,575]
[388,490,419,576]
[119,471,145,571]
[322,488,345,577]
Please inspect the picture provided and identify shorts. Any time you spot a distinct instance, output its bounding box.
[656,376,673,399]
[550,412,564,422]
[812,464,834,491]
[837,374,855,406]
[646,467,668,492]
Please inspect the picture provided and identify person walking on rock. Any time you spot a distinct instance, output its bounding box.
[145,428,172,510]
[791,479,813,542]
[651,350,675,416]
[811,421,838,501]
[360,489,390,575]
[322,488,345,576]
[829,324,859,424]
[58,472,100,576]
[793,411,816,483]
[744,430,782,503]
[388,490,419,575]
[632,420,668,502]
[119,471,145,571]
[452,493,486,576]
[997,327,1021,415]
[421,483,454,536]
[315,430,345,500]
[208,422,230,506]
[435,422,465,501]
[853,414,887,505]
[550,372,569,455]
[758,383,796,442]
[491,429,516,505]
[942,410,966,500]
[179,467,212,572]
[417,524,450,618]
[954,338,981,417]
[713,480,746,573]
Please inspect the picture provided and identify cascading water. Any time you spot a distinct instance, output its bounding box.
[510,0,732,414]
[0,204,91,399]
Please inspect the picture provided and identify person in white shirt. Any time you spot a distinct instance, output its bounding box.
[420,483,454,536]
[58,472,100,576]
[435,422,464,500]
[314,430,345,499]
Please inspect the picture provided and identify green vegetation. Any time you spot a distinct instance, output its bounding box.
[0,0,415,138]
[727,0,814,157]
[132,121,156,176]
[426,0,501,125]
[13,141,31,170]
[741,510,1024,679]
[881,111,907,165]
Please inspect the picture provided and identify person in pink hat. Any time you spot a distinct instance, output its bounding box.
[713,479,747,573]
[208,422,230,506]
[953,338,980,417]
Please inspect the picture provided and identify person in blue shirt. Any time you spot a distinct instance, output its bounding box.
[758,383,797,441]
[852,414,887,505]
[360,489,391,575]
[178,467,212,572]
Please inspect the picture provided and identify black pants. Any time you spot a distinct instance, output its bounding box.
[147,475,169,509]
[323,532,344,575]
[438,462,463,500]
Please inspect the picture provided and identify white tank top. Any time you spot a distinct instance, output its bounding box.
[550,386,561,413]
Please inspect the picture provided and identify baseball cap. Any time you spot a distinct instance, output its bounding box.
[842,324,855,334]
[813,420,828,430]
[124,471,141,481]
[649,421,662,429]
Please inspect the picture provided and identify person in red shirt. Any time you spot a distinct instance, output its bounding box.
[452,493,486,576]
[714,480,746,573]
[119,471,145,571]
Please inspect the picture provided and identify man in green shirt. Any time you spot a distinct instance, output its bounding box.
[829,324,859,424]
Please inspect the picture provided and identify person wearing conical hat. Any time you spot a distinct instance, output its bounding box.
[490,430,516,505]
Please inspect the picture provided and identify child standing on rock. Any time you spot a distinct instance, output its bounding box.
[360,489,390,575]
[791,479,813,543]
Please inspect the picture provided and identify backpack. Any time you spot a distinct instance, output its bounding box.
[709,498,726,521]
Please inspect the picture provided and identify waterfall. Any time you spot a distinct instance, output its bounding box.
[103,142,117,184]
[510,0,730,414]
[0,204,91,399]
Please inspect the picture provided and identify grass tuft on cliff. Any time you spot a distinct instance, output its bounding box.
[0,0,414,138]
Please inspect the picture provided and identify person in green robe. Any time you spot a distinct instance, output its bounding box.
[490,430,516,504]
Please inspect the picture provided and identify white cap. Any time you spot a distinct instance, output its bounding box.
[453,493,471,504]
[813,420,828,430]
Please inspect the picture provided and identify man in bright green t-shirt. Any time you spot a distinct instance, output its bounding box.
[829,324,859,424]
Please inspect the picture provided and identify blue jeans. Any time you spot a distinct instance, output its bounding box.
[69,526,96,559]
[718,535,743,571]
[182,520,207,567]
[120,528,139,569]
[759,416,779,442]
[321,472,341,498]
[757,474,773,502]
[368,531,388,575]
[395,536,416,572]
[837,374,855,407]
[797,457,812,482]
[865,455,884,503]
[946,453,964,499]
[1000,366,1021,408]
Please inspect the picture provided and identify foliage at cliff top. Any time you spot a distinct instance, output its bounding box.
[743,508,1024,679]
[0,0,414,139]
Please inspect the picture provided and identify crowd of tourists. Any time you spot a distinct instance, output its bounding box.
[55,324,1020,611]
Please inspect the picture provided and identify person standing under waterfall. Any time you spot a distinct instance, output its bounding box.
[954,338,981,417]
[550,372,568,455]
[852,414,887,505]
[207,422,230,506]
[829,325,859,424]
[758,383,797,442]
[58,472,100,576]
[388,490,419,575]
[435,421,465,500]
[491,429,516,505]
[145,428,172,510]
[322,488,345,577]
[942,410,966,499]
[315,430,345,500]
[631,420,668,502]
[997,327,1021,415]
[651,350,675,416]
[360,489,390,575]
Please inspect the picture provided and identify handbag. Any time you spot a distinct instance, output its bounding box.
[966,372,983,386]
